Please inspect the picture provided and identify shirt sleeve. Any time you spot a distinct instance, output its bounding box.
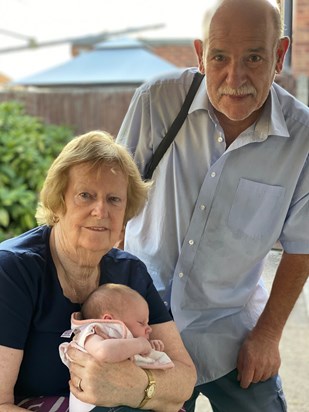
[280,156,309,253]
[0,251,37,348]
[116,85,153,175]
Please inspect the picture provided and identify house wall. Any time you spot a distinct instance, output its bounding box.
[0,87,136,136]
[0,73,10,85]
[292,0,309,76]
[147,43,197,68]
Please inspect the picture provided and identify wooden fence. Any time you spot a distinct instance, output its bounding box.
[0,86,137,137]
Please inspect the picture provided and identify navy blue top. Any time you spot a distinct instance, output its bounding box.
[0,226,171,397]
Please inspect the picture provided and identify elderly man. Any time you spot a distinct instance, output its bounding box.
[117,0,309,411]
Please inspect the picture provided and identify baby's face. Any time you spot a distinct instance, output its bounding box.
[121,299,152,339]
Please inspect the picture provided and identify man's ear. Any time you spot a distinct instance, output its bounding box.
[194,39,205,73]
[102,313,113,320]
[275,37,290,74]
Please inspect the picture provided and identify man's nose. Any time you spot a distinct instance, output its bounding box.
[226,60,247,88]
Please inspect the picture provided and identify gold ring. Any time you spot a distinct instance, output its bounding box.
[78,378,83,391]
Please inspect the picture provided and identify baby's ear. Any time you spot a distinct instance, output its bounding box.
[102,313,113,320]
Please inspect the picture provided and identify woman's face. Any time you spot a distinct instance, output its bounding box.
[57,162,127,262]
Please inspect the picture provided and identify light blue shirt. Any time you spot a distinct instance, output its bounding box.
[117,68,309,383]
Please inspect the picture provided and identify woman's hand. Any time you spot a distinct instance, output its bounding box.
[67,345,146,408]
[68,321,197,412]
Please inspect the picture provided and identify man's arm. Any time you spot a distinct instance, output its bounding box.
[237,252,309,388]
[84,334,152,363]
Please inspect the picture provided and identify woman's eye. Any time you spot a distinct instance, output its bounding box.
[80,192,92,200]
[109,196,121,204]
[74,192,95,205]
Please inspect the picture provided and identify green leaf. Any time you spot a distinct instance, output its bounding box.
[0,209,10,227]
[0,101,74,240]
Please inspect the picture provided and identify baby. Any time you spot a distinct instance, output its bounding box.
[59,283,174,412]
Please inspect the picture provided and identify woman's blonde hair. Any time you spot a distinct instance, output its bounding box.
[35,130,151,226]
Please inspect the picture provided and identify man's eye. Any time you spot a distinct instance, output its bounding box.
[247,55,262,63]
[214,55,225,62]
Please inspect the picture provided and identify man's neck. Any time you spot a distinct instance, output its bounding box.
[215,108,264,147]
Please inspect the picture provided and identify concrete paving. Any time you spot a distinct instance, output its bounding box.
[195,250,309,411]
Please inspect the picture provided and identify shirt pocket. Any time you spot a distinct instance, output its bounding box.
[227,178,285,239]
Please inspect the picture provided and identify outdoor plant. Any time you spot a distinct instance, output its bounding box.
[0,101,73,242]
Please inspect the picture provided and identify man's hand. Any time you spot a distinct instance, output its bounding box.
[236,329,281,389]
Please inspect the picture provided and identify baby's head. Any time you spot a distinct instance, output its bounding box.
[81,283,152,339]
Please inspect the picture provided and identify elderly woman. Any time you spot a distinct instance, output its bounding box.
[0,131,196,412]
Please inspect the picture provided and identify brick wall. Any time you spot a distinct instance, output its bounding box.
[0,72,10,85]
[292,0,309,75]
[145,41,197,68]
[72,40,198,69]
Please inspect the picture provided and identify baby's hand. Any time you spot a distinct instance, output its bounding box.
[137,337,153,356]
[150,339,164,351]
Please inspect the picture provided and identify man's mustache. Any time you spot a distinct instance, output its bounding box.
[218,85,257,97]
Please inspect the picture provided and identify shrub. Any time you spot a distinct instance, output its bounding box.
[0,101,74,242]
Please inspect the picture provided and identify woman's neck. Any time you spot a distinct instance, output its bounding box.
[50,227,100,303]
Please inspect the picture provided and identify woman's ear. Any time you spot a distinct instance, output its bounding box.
[194,39,205,73]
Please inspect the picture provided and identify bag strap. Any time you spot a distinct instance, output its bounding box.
[143,71,205,180]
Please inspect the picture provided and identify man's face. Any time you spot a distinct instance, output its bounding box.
[195,2,288,127]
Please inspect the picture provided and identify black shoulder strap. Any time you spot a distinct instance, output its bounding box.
[143,71,205,180]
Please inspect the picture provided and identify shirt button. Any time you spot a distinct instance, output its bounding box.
[179,272,184,278]
[200,204,206,210]
[188,239,194,245]
[211,172,216,178]
[164,301,169,307]
[218,136,223,143]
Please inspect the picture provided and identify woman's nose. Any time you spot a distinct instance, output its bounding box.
[91,200,108,219]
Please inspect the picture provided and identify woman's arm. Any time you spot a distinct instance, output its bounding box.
[84,334,152,362]
[0,345,26,411]
[68,321,196,412]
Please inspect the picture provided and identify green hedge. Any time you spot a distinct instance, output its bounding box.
[0,101,74,242]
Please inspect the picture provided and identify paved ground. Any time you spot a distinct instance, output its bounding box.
[195,250,309,411]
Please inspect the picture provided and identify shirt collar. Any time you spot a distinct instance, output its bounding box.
[188,76,210,113]
[267,84,290,138]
